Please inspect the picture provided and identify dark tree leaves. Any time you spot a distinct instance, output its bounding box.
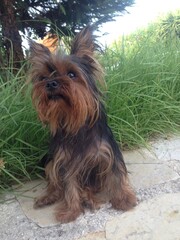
[0,0,134,67]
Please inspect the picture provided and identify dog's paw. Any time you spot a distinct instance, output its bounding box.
[111,190,137,211]
[34,195,56,209]
[55,208,82,223]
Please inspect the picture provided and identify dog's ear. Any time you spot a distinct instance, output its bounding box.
[70,25,95,57]
[28,40,51,63]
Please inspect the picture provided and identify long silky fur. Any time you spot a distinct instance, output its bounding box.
[29,26,136,223]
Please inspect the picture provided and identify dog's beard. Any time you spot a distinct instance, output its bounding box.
[29,28,103,135]
[32,72,99,135]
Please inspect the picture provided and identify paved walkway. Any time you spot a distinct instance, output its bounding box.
[0,135,180,240]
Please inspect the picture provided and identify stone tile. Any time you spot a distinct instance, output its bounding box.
[14,135,180,230]
[127,163,179,190]
[124,135,180,164]
[106,193,180,240]
[167,160,180,175]
[123,148,159,164]
[15,180,60,227]
[150,135,180,162]
[123,136,180,190]
[167,136,180,161]
[78,231,106,240]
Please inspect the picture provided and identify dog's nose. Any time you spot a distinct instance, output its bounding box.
[46,80,59,91]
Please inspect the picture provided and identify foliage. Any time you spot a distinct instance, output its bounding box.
[0,66,49,189]
[102,13,180,148]
[0,10,180,189]
[157,10,180,40]
[14,0,134,37]
[0,0,134,67]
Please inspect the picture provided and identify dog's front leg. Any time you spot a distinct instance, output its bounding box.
[55,177,83,223]
[34,161,63,208]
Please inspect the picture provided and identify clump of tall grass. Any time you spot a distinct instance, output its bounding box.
[0,66,49,190]
[0,11,180,188]
[102,17,180,148]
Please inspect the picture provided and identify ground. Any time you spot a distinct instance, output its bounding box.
[0,135,180,240]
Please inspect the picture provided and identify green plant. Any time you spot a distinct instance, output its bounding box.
[0,65,48,189]
[102,21,180,148]
[0,11,180,188]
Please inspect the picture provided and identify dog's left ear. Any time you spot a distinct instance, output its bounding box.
[28,40,51,63]
[70,25,95,57]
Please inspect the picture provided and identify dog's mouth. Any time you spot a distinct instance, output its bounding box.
[47,94,71,106]
[48,94,64,100]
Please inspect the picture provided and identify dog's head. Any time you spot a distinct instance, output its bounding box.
[29,26,103,135]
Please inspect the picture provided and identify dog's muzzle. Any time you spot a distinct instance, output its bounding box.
[46,80,59,91]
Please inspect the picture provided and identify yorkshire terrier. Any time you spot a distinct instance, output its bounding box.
[29,26,136,223]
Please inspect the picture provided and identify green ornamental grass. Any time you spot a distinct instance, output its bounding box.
[103,30,180,148]
[0,67,48,189]
[0,12,180,189]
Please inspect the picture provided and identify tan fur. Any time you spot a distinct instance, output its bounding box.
[30,26,136,223]
[31,59,99,135]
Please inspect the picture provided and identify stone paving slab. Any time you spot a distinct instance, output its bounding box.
[106,193,180,240]
[150,135,180,162]
[15,162,179,227]
[0,135,180,240]
[14,136,180,227]
[14,180,60,227]
[127,163,179,189]
[123,148,158,164]
[15,180,119,228]
[78,232,106,240]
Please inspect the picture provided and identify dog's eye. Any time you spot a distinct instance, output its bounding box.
[39,76,48,81]
[67,72,76,79]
